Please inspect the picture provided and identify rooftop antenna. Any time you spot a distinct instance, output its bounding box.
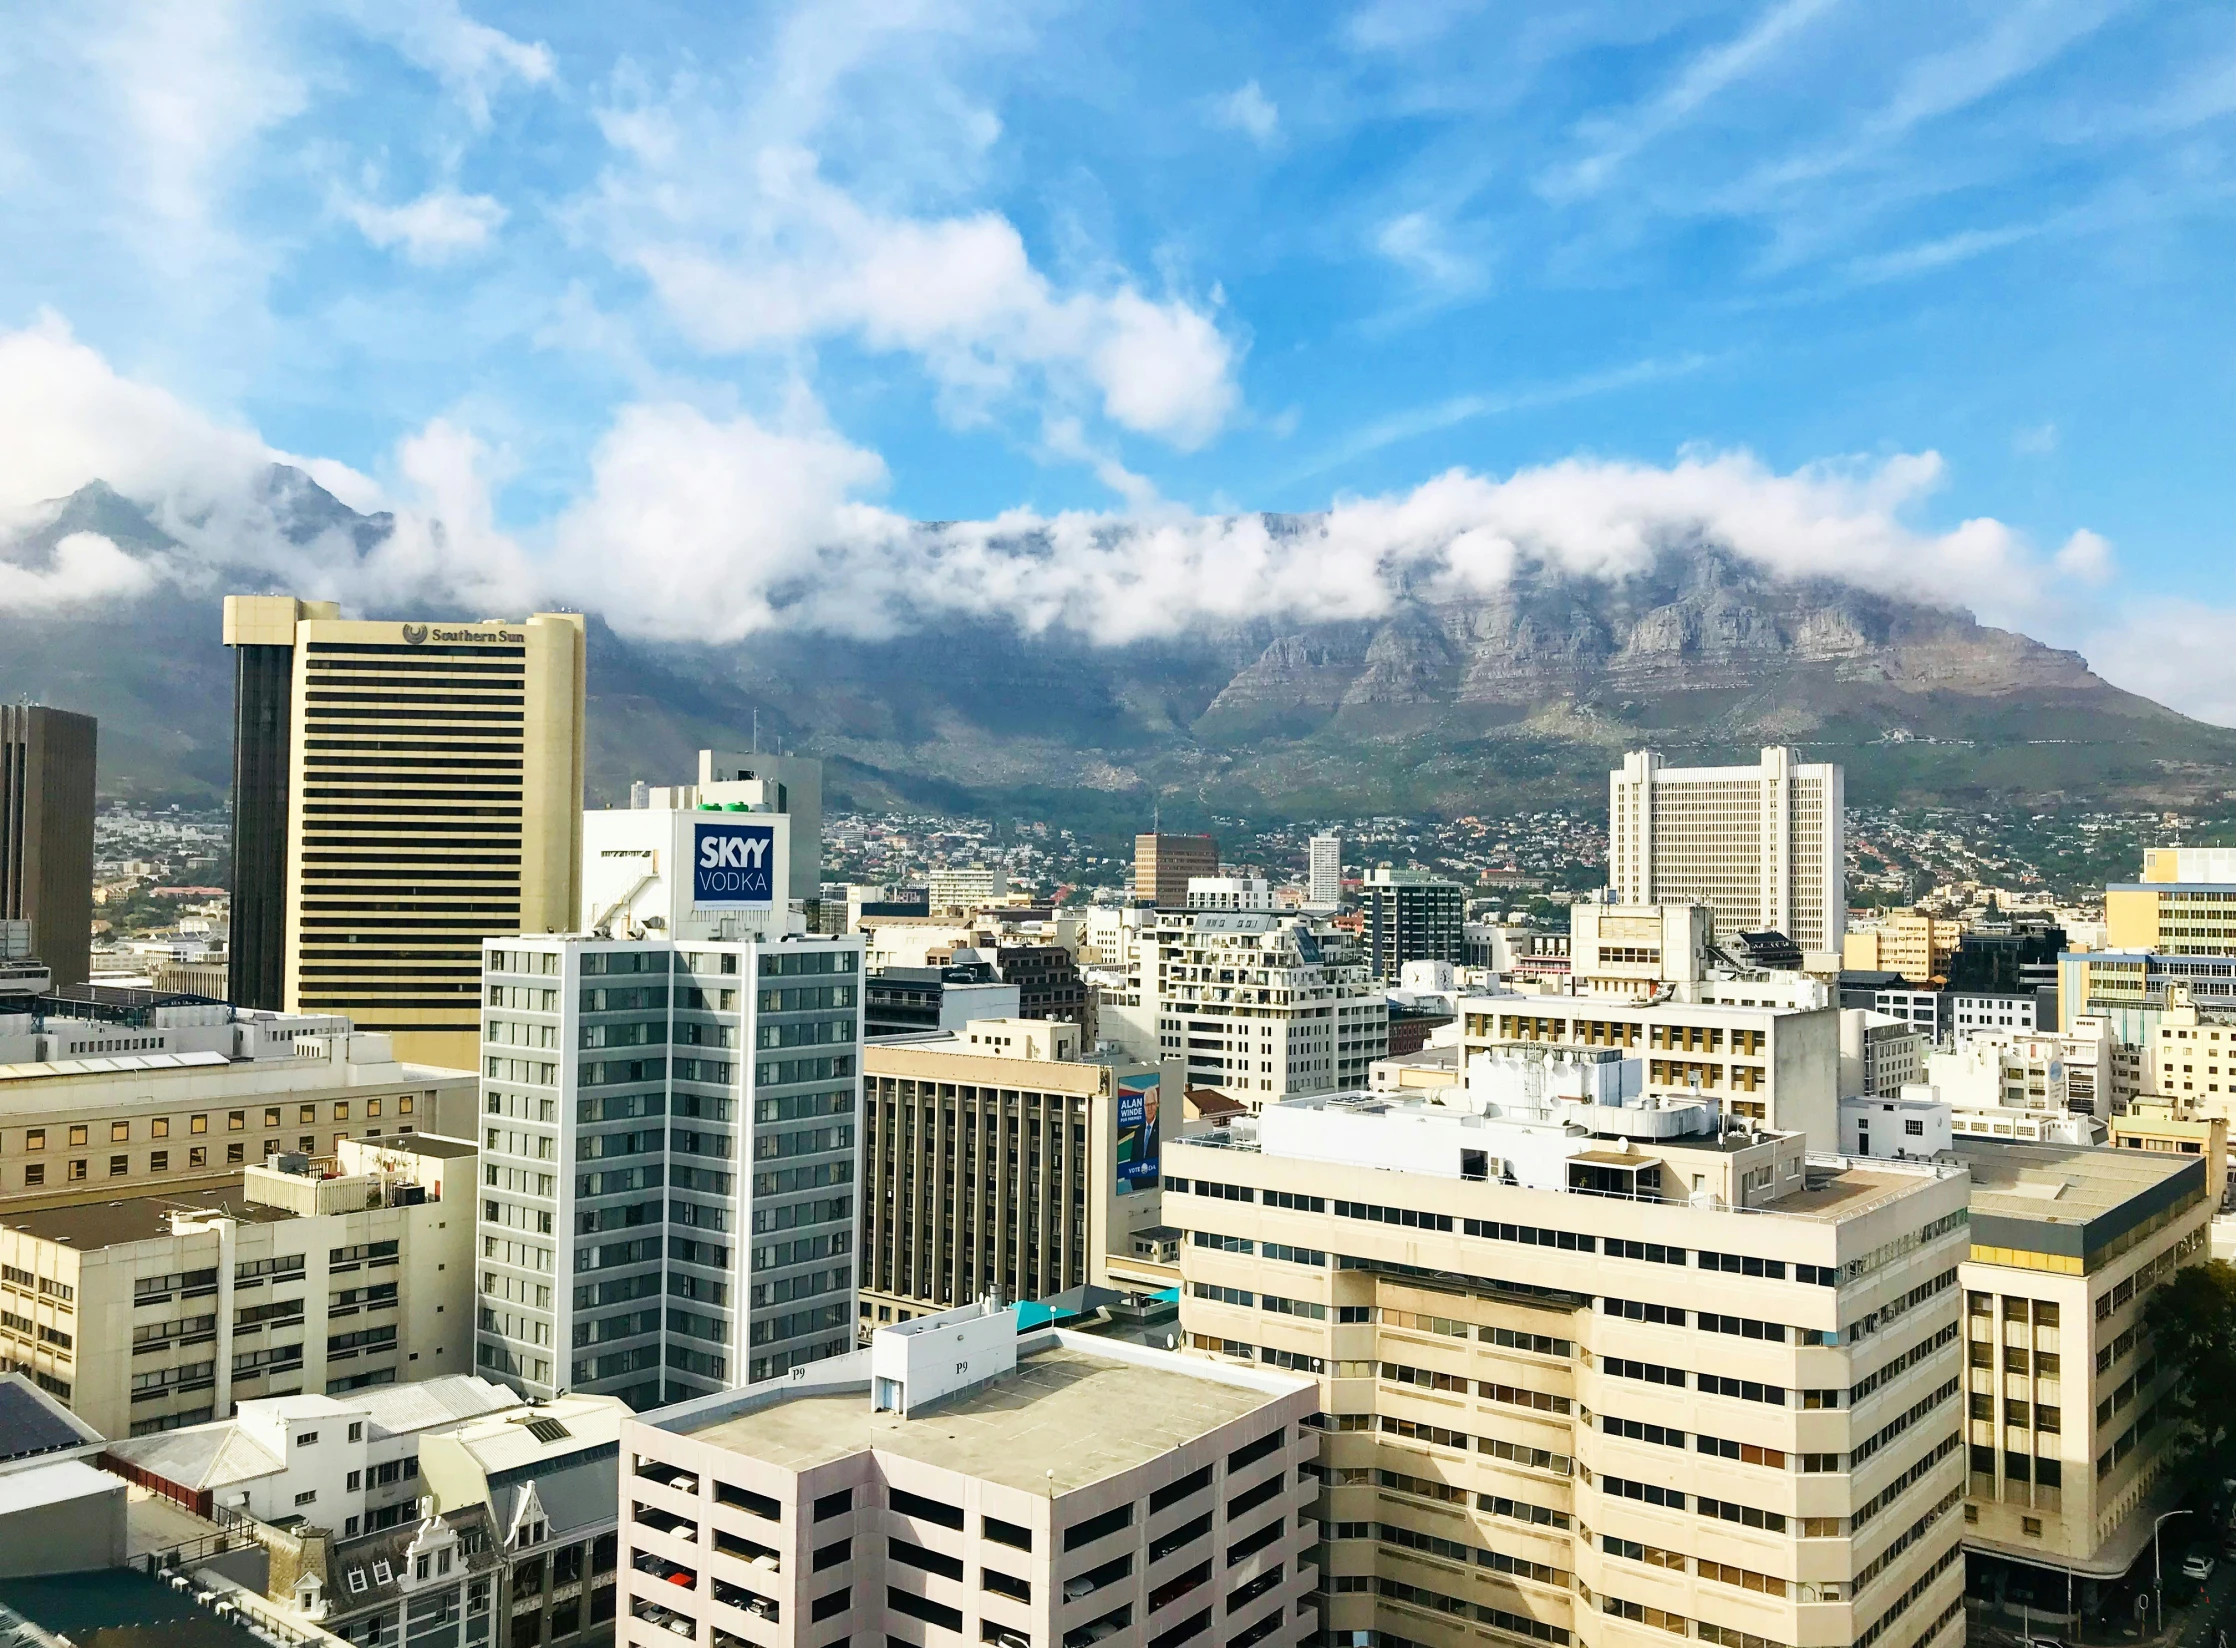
[752,708,759,753]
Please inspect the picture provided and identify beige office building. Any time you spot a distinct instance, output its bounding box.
[0,1133,474,1440]
[1610,748,1845,955]
[618,1300,1320,1648]
[1842,914,1962,984]
[1165,1090,1970,1648]
[860,1022,1166,1325]
[224,598,587,1069]
[0,1025,474,1203]
[1953,1138,2209,1604]
[1458,994,1841,1147]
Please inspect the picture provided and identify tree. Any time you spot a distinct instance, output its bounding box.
[2143,1260,2236,1498]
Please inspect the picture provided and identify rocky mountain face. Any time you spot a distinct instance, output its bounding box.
[2,473,2230,820]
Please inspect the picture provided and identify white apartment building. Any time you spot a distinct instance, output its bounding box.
[927,865,1008,910]
[1310,834,1344,909]
[1926,1035,2085,1121]
[1566,902,1714,999]
[1165,1084,1971,1648]
[1840,1010,1928,1099]
[0,1132,474,1439]
[1100,909,1388,1108]
[617,1299,1321,1648]
[0,1020,475,1201]
[1609,747,1846,955]
[1458,993,1841,1148]
[102,1375,523,1535]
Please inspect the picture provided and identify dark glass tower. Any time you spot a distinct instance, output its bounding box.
[0,704,97,989]
[224,597,325,1010]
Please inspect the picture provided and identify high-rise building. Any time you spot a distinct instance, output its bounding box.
[699,749,823,901]
[618,1301,1320,1648]
[1308,833,1343,908]
[1609,746,1845,955]
[223,599,588,1067]
[1134,833,1219,908]
[927,864,1007,910]
[1360,865,1466,981]
[477,798,864,1410]
[1166,1086,1972,1648]
[0,704,96,988]
[859,1021,1164,1325]
[1099,906,1387,1107]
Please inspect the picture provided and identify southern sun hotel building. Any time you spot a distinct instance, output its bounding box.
[1166,1064,1969,1648]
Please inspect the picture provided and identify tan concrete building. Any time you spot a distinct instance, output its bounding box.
[1952,1138,2211,1609]
[860,1025,1166,1325]
[1842,913,1962,984]
[1459,993,1842,1147]
[224,598,587,1068]
[0,1132,475,1440]
[0,1026,475,1203]
[1165,1090,1971,1648]
[2109,1096,2229,1203]
[1567,902,1713,999]
[618,1300,1320,1648]
[1134,833,1220,909]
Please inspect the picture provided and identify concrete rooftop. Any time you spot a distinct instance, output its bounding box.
[680,1343,1281,1497]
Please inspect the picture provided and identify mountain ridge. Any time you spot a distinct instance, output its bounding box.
[3,471,2231,823]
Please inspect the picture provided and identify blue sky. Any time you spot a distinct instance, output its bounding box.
[1,1,2232,712]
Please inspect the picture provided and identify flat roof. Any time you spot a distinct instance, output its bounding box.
[0,1051,231,1083]
[1954,1137,2205,1263]
[680,1343,1280,1496]
[376,1133,476,1160]
[1,1178,294,1248]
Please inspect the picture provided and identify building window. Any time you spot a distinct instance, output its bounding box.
[152,1118,170,1139]
[300,1106,316,1125]
[228,1144,245,1165]
[25,1129,42,1151]
[368,1099,382,1118]
[263,1110,280,1129]
[299,1137,315,1153]
[23,1165,43,1187]
[68,1126,87,1147]
[68,1160,87,1182]
[335,1103,349,1121]
[111,1122,130,1142]
[110,1155,129,1176]
[152,1152,169,1172]
[189,1147,207,1168]
[191,1115,207,1134]
[228,1112,244,1132]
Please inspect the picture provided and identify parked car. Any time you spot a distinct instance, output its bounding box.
[2181,1553,2216,1582]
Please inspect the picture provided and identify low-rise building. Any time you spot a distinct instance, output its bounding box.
[101,1374,525,1536]
[2109,1096,2230,1205]
[0,1132,474,1438]
[1840,1009,1927,1098]
[0,1019,475,1203]
[860,1024,1165,1325]
[619,1299,1320,1648]
[421,1389,631,1648]
[1954,1137,2212,1617]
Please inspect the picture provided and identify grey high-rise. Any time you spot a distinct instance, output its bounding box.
[0,704,97,988]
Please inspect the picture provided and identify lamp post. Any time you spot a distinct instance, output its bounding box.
[2157,1508,2194,1635]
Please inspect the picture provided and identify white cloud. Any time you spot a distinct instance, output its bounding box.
[2053,527,2115,583]
[338,0,554,125]
[615,148,1239,448]
[344,189,509,263]
[1374,210,1484,295]
[2012,421,2061,456]
[0,532,161,610]
[1210,81,1280,145]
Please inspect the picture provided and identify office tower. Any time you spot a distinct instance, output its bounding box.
[478,799,863,1409]
[1309,833,1343,908]
[620,1301,1320,1648]
[0,704,96,989]
[1953,1138,2208,1602]
[1099,904,1387,1107]
[859,1021,1164,1325]
[1459,991,1839,1145]
[1841,912,1961,982]
[1610,746,1845,954]
[0,1134,472,1438]
[1360,865,1465,981]
[1134,832,1218,908]
[1166,1085,1972,1648]
[224,598,588,1067]
[0,1014,475,1201]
